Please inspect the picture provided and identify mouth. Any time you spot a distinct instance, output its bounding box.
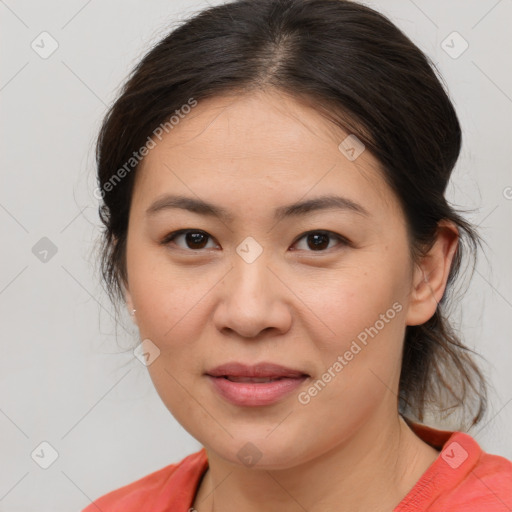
[205,362,309,406]
[206,361,309,379]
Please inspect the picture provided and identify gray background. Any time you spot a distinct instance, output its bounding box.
[1,0,511,510]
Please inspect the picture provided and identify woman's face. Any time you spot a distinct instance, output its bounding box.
[123,89,421,468]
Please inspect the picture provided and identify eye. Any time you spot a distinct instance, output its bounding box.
[291,230,349,252]
[161,229,349,252]
[161,229,218,251]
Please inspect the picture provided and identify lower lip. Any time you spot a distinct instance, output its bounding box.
[207,375,308,406]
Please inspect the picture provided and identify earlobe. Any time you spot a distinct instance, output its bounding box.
[405,221,459,326]
[123,283,137,324]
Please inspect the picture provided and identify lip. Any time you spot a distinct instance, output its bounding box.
[206,362,309,407]
[206,362,307,379]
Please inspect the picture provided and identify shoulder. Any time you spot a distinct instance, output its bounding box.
[430,433,512,510]
[81,448,208,512]
[435,447,512,510]
[396,423,512,511]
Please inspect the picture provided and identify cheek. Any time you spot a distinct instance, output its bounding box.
[296,256,411,414]
[299,259,408,349]
[294,269,407,433]
[126,241,210,342]
[126,251,209,422]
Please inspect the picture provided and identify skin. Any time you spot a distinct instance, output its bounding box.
[122,89,459,512]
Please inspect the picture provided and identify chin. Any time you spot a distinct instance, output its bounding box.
[200,430,313,470]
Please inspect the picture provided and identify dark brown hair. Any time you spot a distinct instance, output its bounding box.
[94,0,487,429]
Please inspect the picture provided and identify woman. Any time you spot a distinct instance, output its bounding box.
[84,0,512,510]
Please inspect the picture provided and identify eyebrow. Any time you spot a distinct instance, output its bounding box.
[145,194,370,222]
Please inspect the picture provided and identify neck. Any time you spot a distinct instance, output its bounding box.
[193,415,439,512]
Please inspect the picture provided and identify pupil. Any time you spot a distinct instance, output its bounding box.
[187,232,207,249]
[308,233,329,250]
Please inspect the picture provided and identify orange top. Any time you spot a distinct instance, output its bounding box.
[82,423,512,511]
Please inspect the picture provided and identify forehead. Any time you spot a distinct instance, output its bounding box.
[132,90,401,221]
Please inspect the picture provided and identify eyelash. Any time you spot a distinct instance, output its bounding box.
[160,229,351,253]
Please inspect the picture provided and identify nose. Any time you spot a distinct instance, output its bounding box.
[212,251,292,339]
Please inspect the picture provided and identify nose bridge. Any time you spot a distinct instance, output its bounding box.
[231,235,274,304]
[235,235,266,267]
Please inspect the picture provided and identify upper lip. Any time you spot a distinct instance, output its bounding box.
[206,362,308,379]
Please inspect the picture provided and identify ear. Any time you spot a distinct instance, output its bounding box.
[405,220,459,326]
